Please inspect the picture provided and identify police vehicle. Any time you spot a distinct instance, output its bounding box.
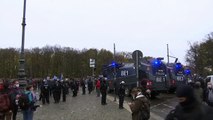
[166,62,186,93]
[102,57,168,98]
[140,58,168,97]
[102,62,137,95]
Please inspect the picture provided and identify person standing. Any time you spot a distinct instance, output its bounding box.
[61,80,68,102]
[52,80,61,103]
[40,80,50,105]
[87,79,93,94]
[204,82,213,107]
[128,87,150,120]
[166,85,213,120]
[96,79,101,97]
[0,81,12,120]
[9,80,23,120]
[71,80,78,97]
[100,79,107,105]
[80,79,86,95]
[22,85,38,120]
[118,81,125,109]
[194,81,203,104]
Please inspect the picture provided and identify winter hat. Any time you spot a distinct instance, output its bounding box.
[176,85,194,98]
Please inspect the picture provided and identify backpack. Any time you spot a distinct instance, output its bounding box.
[0,94,11,112]
[138,97,150,120]
[18,93,31,110]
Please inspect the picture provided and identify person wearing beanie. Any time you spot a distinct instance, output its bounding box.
[165,85,213,120]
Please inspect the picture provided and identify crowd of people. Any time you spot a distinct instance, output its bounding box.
[2,76,213,120]
[0,76,120,120]
[0,80,39,120]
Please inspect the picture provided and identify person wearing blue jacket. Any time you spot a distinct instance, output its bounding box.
[22,85,38,120]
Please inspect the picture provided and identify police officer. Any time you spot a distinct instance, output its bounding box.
[118,81,125,109]
[52,80,61,103]
[87,79,93,94]
[71,80,78,97]
[61,80,68,102]
[40,79,50,104]
[100,79,107,105]
[80,79,86,95]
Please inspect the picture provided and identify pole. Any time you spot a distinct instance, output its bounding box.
[167,44,169,64]
[136,51,139,87]
[18,0,27,87]
[92,67,94,76]
[113,43,117,101]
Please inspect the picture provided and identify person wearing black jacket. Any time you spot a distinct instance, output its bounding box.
[52,80,61,103]
[118,81,125,109]
[9,80,23,120]
[165,85,213,120]
[71,80,78,97]
[87,79,93,94]
[100,79,107,105]
[61,80,68,102]
[80,79,86,95]
[40,80,50,104]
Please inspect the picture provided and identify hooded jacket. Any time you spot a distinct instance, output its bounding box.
[129,92,150,120]
[166,85,213,120]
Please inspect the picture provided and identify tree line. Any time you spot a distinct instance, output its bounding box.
[186,32,213,76]
[0,45,129,79]
[1,32,212,79]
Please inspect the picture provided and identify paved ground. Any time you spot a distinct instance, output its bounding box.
[17,91,132,120]
[16,90,178,120]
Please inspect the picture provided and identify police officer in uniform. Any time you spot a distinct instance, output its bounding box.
[40,79,50,104]
[100,79,107,105]
[118,81,125,109]
[52,80,61,103]
[61,80,68,102]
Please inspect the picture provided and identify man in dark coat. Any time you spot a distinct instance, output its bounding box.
[118,81,125,109]
[61,80,68,102]
[40,80,50,104]
[80,79,86,95]
[71,80,78,97]
[165,85,213,120]
[87,79,93,94]
[100,79,107,105]
[52,80,61,103]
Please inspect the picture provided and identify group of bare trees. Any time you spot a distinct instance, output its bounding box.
[1,32,212,79]
[0,46,128,79]
[185,33,213,76]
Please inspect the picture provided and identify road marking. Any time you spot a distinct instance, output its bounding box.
[162,104,175,109]
[107,95,164,120]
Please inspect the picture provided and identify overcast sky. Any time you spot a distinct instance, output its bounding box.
[1,0,213,64]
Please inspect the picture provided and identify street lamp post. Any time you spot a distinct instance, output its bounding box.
[18,0,27,87]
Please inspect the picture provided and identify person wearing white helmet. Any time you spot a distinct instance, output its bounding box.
[118,81,125,109]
